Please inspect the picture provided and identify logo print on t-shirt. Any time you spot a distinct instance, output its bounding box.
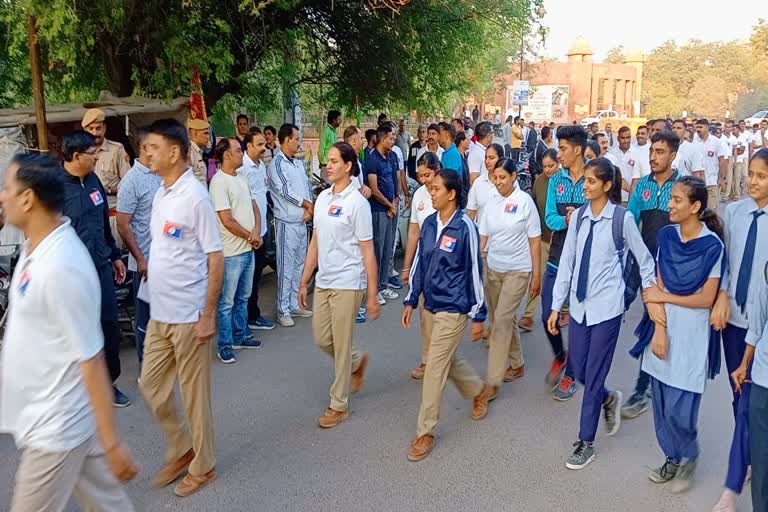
[18,270,30,296]
[439,235,457,253]
[557,184,565,195]
[417,201,425,211]
[628,159,635,166]
[504,202,518,214]
[328,205,343,217]
[163,221,183,239]
[707,150,715,157]
[90,190,104,206]
[643,189,651,201]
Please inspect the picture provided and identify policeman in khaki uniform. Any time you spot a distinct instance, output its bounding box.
[188,118,211,186]
[81,109,131,207]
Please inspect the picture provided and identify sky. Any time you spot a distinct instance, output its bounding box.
[539,0,767,61]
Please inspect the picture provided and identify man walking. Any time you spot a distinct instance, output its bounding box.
[61,130,130,407]
[1,154,138,511]
[81,108,130,206]
[140,119,223,498]
[695,118,727,211]
[188,117,211,186]
[268,123,314,326]
[319,110,342,180]
[116,128,162,366]
[210,137,263,364]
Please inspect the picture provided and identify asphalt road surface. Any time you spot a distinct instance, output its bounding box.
[0,271,754,511]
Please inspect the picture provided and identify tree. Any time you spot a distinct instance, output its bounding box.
[604,46,625,64]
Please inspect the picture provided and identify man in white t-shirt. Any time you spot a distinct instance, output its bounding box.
[671,119,704,178]
[468,121,493,184]
[695,118,726,211]
[609,126,640,203]
[732,124,750,198]
[722,120,739,200]
[210,137,262,364]
[415,123,444,163]
[594,132,618,166]
[141,119,224,498]
[631,125,651,182]
[0,154,137,511]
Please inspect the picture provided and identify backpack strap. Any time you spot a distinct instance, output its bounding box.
[574,203,589,233]
[612,205,627,261]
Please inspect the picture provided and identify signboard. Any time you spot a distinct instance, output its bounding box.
[510,85,569,123]
[511,80,530,106]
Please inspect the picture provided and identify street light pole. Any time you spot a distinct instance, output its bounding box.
[27,14,48,151]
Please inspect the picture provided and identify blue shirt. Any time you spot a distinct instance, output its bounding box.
[116,160,162,271]
[544,167,586,267]
[721,198,768,329]
[627,171,679,255]
[441,144,463,172]
[365,148,397,213]
[746,276,768,388]
[552,202,656,326]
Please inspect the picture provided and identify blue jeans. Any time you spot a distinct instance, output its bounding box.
[217,251,255,350]
[372,210,397,291]
[131,271,150,367]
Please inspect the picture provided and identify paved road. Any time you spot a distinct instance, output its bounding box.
[0,271,754,511]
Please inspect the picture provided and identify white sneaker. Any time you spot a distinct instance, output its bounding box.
[711,489,736,512]
[376,292,386,305]
[277,315,295,327]
[381,288,399,300]
[291,308,313,318]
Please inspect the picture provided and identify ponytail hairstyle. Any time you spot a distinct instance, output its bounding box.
[331,141,360,177]
[584,157,622,205]
[487,143,505,160]
[542,147,559,165]
[434,168,466,210]
[493,157,518,178]
[416,151,442,172]
[677,175,724,240]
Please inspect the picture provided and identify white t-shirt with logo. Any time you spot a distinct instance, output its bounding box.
[735,133,750,164]
[700,135,726,186]
[313,181,373,290]
[479,186,541,273]
[0,221,103,451]
[610,147,641,202]
[409,184,436,228]
[466,174,498,227]
[467,141,487,177]
[631,143,651,178]
[672,140,704,177]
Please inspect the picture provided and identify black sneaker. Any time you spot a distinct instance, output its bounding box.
[670,458,696,493]
[218,346,237,364]
[603,390,622,436]
[565,440,595,470]
[112,386,132,408]
[621,391,650,419]
[233,334,262,349]
[648,458,679,484]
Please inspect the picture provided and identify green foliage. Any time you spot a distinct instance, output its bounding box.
[604,46,625,64]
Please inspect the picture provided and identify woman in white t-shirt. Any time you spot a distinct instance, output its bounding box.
[401,152,441,380]
[474,158,542,417]
[299,142,381,429]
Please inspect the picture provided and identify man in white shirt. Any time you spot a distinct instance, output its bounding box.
[631,124,651,182]
[209,137,262,364]
[604,123,617,149]
[503,115,514,157]
[468,121,493,184]
[722,120,739,200]
[732,124,750,198]
[695,118,727,211]
[240,130,277,332]
[0,154,137,511]
[416,123,444,162]
[609,126,640,202]
[594,132,618,166]
[140,119,224,498]
[671,119,704,178]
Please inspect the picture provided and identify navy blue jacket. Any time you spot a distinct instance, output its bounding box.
[60,168,121,269]
[404,210,487,322]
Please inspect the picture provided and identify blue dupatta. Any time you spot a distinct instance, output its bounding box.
[629,224,725,379]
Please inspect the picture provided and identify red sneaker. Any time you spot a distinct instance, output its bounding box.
[546,355,567,388]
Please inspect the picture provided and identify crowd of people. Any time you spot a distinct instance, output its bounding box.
[1,105,768,512]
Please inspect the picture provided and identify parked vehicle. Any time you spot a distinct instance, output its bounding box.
[580,110,619,127]
[745,110,768,126]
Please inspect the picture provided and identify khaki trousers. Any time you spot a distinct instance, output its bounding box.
[725,159,735,198]
[523,240,549,320]
[140,320,216,477]
[485,269,530,386]
[707,185,720,212]
[482,252,494,328]
[418,296,431,364]
[11,436,134,512]
[416,311,484,437]
[313,288,365,412]
[732,161,747,198]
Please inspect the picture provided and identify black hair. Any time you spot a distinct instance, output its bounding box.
[493,157,518,176]
[10,153,65,213]
[215,137,236,162]
[245,128,265,146]
[695,118,710,127]
[330,141,360,177]
[433,168,465,209]
[342,125,359,141]
[556,125,588,152]
[327,110,342,124]
[62,130,97,162]
[454,131,468,147]
[618,125,631,135]
[487,143,505,160]
[427,123,439,134]
[676,175,724,240]
[650,130,680,154]
[364,129,377,144]
[377,113,388,125]
[277,123,299,145]
[541,125,551,140]
[416,152,442,172]
[542,148,558,164]
[593,132,606,142]
[585,157,622,205]
[672,119,686,127]
[752,148,768,166]
[236,113,249,124]
[375,122,394,143]
[250,126,262,134]
[264,125,276,136]
[438,121,456,140]
[636,125,649,133]
[451,118,465,129]
[148,118,190,160]
[514,116,521,123]
[585,140,601,159]
[475,121,493,141]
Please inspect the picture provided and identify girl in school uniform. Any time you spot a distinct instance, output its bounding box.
[402,168,491,462]
[638,175,725,493]
[401,152,441,380]
[299,142,381,429]
[473,158,541,420]
[546,157,656,470]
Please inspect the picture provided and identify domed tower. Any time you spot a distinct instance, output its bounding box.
[567,37,593,63]
[624,49,645,116]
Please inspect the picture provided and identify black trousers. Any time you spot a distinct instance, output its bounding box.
[247,233,270,321]
[97,262,121,383]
